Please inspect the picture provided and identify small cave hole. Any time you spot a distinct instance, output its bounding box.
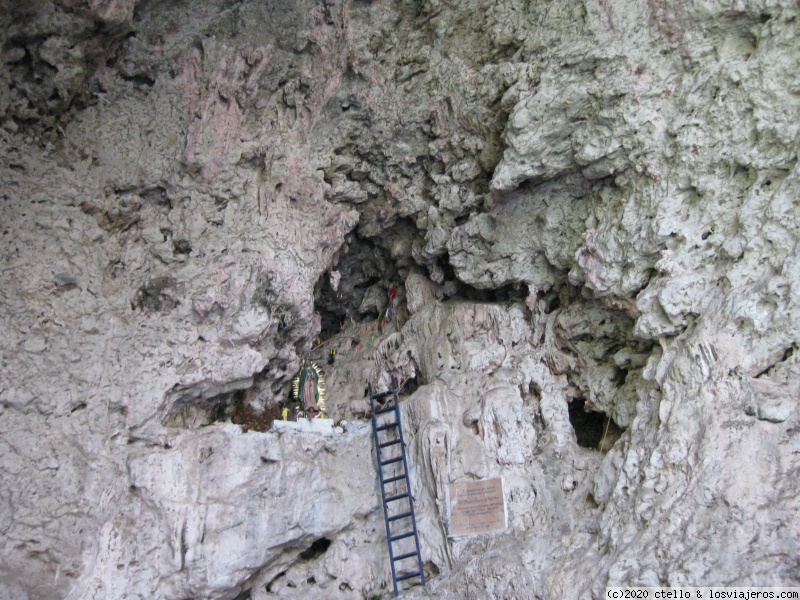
[568,398,615,451]
[399,374,419,397]
[119,59,155,87]
[423,561,441,579]
[306,576,316,585]
[429,254,528,304]
[299,538,331,561]
[69,402,87,414]
[613,367,629,387]
[132,276,178,313]
[545,293,561,313]
[172,239,192,255]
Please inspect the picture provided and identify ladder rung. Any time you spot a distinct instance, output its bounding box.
[395,571,422,581]
[392,551,418,562]
[372,390,395,399]
[389,531,414,542]
[381,456,403,466]
[382,474,407,484]
[374,404,397,415]
[379,439,401,448]
[376,422,398,431]
[385,492,409,503]
[387,511,412,522]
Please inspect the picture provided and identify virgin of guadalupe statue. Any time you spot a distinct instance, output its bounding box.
[291,360,327,418]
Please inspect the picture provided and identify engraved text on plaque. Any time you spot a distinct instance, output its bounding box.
[447,478,506,537]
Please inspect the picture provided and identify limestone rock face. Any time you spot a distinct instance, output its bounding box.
[1,0,798,598]
[86,422,383,599]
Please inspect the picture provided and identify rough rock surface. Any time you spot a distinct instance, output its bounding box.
[1,0,798,598]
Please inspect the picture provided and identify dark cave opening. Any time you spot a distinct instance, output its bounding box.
[315,233,400,340]
[314,230,529,345]
[568,397,616,451]
[399,372,419,397]
[313,165,546,337]
[299,537,331,561]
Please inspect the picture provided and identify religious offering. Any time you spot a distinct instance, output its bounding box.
[290,360,327,419]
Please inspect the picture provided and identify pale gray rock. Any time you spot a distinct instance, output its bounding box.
[1,0,799,598]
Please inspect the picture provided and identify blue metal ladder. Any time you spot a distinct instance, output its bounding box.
[370,376,426,597]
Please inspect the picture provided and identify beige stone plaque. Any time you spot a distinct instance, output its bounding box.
[447,478,507,537]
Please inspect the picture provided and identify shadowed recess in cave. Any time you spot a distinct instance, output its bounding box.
[161,387,283,432]
[315,232,530,341]
[568,397,622,451]
[299,538,331,561]
[315,233,399,339]
[432,253,530,303]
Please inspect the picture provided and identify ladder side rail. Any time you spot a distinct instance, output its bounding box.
[370,382,400,597]
[394,395,426,588]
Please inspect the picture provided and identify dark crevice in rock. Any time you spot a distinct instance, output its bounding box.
[433,254,529,304]
[613,367,629,387]
[754,344,796,379]
[119,71,156,87]
[253,273,301,344]
[314,223,529,345]
[424,560,441,579]
[299,538,331,561]
[315,232,400,339]
[399,373,419,398]
[265,572,286,593]
[568,397,623,452]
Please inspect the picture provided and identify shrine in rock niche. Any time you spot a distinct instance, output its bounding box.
[289,359,327,419]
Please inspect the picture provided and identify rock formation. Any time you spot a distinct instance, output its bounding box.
[0,0,797,598]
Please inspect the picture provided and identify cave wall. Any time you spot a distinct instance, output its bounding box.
[0,0,798,598]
